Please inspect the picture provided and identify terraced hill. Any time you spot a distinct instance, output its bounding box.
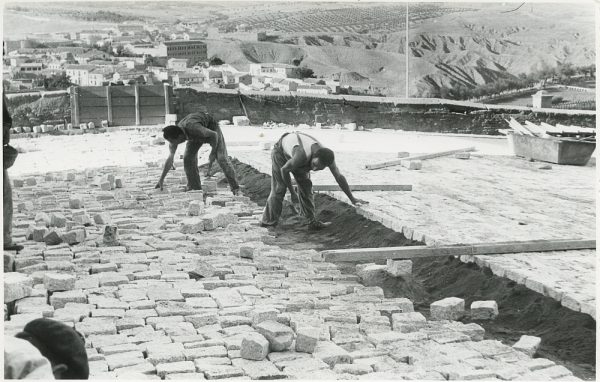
[4,2,595,97]
[209,3,595,97]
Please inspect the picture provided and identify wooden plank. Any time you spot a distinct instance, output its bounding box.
[471,239,596,255]
[164,83,172,115]
[556,124,580,134]
[111,97,136,106]
[79,86,108,97]
[524,121,550,137]
[79,109,110,119]
[571,125,596,134]
[135,85,140,126]
[106,86,112,124]
[139,97,166,107]
[140,117,166,125]
[539,122,563,135]
[79,97,108,107]
[365,147,475,170]
[312,184,412,192]
[70,86,80,126]
[508,118,534,136]
[138,85,166,97]
[320,239,595,262]
[110,87,136,97]
[321,245,470,262]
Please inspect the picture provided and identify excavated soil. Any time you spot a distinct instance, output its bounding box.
[226,159,596,380]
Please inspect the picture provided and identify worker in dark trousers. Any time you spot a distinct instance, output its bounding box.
[156,112,240,195]
[262,131,366,230]
[3,94,24,251]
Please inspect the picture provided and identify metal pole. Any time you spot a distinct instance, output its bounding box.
[405,2,409,98]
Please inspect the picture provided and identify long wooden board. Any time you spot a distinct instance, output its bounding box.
[320,239,595,262]
[312,184,412,192]
[365,147,476,170]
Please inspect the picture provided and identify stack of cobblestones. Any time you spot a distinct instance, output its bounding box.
[3,162,579,380]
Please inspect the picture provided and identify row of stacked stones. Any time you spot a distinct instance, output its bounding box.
[11,121,110,135]
[4,161,573,380]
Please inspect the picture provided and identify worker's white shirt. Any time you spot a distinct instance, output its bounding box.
[281,133,318,159]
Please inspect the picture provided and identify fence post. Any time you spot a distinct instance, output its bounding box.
[70,86,80,127]
[106,86,113,125]
[134,84,140,126]
[163,83,171,116]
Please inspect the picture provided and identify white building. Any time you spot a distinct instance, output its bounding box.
[249,63,301,79]
[65,64,97,85]
[11,62,43,74]
[167,58,188,71]
[296,84,331,95]
[87,70,108,86]
[173,72,203,87]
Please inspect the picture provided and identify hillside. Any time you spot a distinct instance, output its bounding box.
[208,3,595,97]
[3,2,595,98]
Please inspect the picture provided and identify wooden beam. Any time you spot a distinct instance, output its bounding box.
[365,147,476,170]
[106,86,113,125]
[312,184,412,192]
[70,86,80,127]
[470,239,596,255]
[320,239,595,262]
[134,85,140,126]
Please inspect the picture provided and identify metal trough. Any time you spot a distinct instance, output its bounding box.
[509,133,595,166]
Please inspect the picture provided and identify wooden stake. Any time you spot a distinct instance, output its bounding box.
[321,239,595,262]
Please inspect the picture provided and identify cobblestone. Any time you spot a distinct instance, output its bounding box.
[3,149,578,381]
[230,143,594,316]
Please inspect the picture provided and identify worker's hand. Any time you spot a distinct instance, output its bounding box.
[352,198,368,207]
[155,180,164,191]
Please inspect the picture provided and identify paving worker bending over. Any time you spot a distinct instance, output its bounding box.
[262,131,366,230]
[156,112,240,195]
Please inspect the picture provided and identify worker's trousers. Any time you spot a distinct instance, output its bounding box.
[183,127,239,192]
[261,139,315,226]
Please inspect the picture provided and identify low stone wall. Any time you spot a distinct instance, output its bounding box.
[174,88,596,135]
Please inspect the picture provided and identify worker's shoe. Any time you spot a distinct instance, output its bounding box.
[308,220,331,230]
[232,188,240,196]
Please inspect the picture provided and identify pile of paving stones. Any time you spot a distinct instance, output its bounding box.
[3,162,579,380]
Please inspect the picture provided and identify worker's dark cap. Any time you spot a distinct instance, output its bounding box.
[15,318,89,379]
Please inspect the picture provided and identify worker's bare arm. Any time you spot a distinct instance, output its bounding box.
[156,143,177,190]
[330,162,366,205]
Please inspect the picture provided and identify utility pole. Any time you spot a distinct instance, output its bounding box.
[405,2,409,98]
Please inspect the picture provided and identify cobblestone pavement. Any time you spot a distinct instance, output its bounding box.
[230,142,595,319]
[4,160,581,380]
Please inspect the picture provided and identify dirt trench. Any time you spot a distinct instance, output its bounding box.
[225,159,595,380]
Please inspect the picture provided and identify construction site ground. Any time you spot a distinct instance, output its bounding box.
[4,125,596,380]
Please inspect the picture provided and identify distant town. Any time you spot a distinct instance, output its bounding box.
[3,22,366,96]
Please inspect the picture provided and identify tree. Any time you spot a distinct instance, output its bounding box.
[145,55,163,67]
[297,66,315,79]
[209,56,225,66]
[44,72,72,90]
[115,45,125,56]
